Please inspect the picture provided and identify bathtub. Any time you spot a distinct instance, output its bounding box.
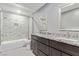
[0,39,31,52]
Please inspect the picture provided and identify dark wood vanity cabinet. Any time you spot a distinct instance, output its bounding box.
[61,43,79,56]
[61,53,70,56]
[31,35,50,56]
[50,47,61,56]
[31,35,38,55]
[38,42,50,55]
[37,49,47,56]
[31,35,79,56]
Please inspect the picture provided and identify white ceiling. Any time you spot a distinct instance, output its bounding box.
[0,3,70,16]
[0,3,45,16]
[17,3,45,12]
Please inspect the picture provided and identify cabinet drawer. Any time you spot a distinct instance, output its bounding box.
[61,43,79,56]
[31,35,50,45]
[38,42,50,55]
[50,40,62,51]
[38,37,50,46]
[50,47,61,56]
[31,35,38,40]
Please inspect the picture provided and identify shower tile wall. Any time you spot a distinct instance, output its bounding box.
[1,12,28,42]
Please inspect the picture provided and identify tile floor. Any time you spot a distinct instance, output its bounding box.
[0,45,35,56]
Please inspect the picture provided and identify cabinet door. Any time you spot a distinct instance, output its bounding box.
[31,39,34,50]
[50,47,61,56]
[33,40,38,55]
[37,49,47,56]
[61,43,79,56]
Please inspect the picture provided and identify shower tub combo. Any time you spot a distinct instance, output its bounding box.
[0,8,32,53]
[0,39,31,52]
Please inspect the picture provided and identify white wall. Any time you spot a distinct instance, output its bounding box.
[33,3,68,34]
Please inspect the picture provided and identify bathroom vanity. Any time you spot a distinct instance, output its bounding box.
[31,4,79,56]
[31,34,79,56]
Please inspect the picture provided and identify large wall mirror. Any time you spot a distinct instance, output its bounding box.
[60,3,79,31]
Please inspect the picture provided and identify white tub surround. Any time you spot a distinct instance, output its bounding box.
[0,39,30,52]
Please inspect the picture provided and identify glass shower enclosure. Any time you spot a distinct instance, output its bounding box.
[0,9,31,45]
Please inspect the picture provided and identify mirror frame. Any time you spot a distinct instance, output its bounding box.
[59,3,79,32]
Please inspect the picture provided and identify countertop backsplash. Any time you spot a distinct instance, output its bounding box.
[36,31,79,40]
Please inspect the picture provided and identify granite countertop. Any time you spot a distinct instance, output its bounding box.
[32,34,79,47]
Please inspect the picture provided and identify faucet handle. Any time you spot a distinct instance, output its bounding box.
[75,33,78,39]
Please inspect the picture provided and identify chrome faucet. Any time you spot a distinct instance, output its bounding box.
[66,32,71,38]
